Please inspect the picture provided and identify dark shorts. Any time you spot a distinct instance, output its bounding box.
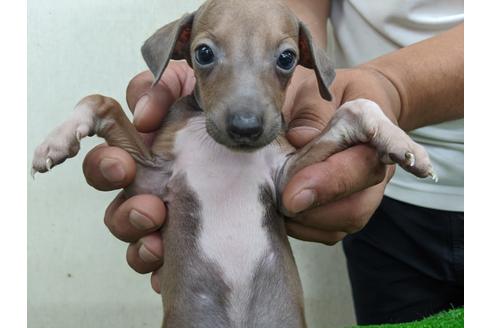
[342,196,464,325]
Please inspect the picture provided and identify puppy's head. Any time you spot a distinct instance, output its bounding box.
[142,0,335,150]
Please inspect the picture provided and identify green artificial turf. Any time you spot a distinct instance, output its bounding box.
[351,308,464,328]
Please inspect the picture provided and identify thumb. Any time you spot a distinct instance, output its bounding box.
[282,145,387,214]
[284,99,335,149]
[126,61,195,133]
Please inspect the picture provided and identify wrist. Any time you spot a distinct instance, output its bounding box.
[357,65,403,127]
[357,24,463,130]
[334,67,401,127]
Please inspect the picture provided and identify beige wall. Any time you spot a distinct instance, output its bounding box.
[27,1,355,327]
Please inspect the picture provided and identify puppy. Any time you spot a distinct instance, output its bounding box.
[32,0,436,327]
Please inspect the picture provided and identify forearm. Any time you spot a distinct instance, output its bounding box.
[284,0,330,47]
[362,23,464,131]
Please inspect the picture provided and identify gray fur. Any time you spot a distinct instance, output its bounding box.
[124,157,173,198]
[298,22,336,101]
[141,12,195,85]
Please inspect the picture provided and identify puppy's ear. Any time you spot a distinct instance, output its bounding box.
[141,12,195,85]
[297,22,336,101]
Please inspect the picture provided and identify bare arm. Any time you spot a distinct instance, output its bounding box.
[362,23,464,131]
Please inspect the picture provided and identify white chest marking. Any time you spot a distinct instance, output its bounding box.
[172,117,287,316]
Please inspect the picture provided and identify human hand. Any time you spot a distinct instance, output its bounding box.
[281,66,400,244]
[82,60,195,293]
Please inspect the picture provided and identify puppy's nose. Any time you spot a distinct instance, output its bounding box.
[227,112,263,140]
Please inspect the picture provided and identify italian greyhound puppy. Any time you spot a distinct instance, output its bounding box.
[31,0,436,327]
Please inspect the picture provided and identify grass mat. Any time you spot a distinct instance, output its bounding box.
[351,308,463,328]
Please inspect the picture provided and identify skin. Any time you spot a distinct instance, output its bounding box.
[82,1,464,292]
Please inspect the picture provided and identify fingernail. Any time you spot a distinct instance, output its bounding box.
[134,95,150,122]
[138,244,160,263]
[129,209,155,230]
[290,189,316,213]
[99,158,126,183]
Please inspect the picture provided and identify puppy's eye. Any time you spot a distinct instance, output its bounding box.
[277,50,296,71]
[195,44,215,65]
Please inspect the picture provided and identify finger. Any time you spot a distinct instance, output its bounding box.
[286,126,322,149]
[284,73,335,148]
[285,221,346,245]
[283,145,387,214]
[151,268,162,294]
[83,144,136,191]
[126,232,164,274]
[295,182,385,234]
[127,62,195,133]
[104,194,166,242]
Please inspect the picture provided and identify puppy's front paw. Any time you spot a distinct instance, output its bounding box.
[31,120,91,176]
[375,121,437,182]
[336,99,438,182]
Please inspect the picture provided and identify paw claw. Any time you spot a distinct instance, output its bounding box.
[46,158,53,171]
[76,131,82,142]
[429,170,439,183]
[405,152,415,167]
[31,168,37,179]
